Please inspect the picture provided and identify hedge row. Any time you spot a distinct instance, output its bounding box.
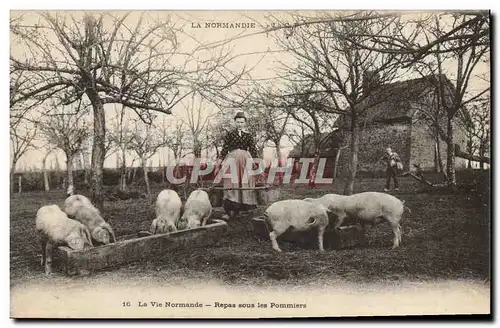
[11,166,484,193]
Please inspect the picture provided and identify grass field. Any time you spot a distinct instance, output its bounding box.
[10,172,490,289]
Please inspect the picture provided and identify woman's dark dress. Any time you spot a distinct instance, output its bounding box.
[218,129,258,213]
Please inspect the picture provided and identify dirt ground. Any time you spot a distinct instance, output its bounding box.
[9,173,491,317]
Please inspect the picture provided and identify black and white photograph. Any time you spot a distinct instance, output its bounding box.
[8,9,491,318]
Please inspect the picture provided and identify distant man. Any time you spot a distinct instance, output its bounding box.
[379,147,401,192]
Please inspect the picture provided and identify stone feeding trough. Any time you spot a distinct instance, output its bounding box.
[250,216,364,250]
[53,218,228,276]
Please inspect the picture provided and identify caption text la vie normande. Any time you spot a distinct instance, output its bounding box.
[122,301,307,309]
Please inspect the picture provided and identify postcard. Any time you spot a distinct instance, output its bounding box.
[9,9,491,319]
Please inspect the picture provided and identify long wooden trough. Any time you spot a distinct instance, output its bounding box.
[54,219,228,276]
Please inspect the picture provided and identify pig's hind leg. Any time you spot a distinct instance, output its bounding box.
[269,222,288,253]
[387,217,402,249]
[317,225,326,252]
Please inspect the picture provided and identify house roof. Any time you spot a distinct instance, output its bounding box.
[288,74,453,156]
[335,74,451,128]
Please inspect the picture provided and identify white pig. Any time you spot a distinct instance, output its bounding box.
[36,205,93,275]
[306,192,410,249]
[177,189,212,230]
[150,189,182,234]
[64,194,116,245]
[263,199,330,252]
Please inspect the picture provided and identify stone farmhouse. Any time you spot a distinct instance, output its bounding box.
[288,74,469,177]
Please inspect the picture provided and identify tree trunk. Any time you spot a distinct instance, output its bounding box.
[193,141,202,158]
[275,143,282,184]
[120,146,128,192]
[43,170,50,192]
[214,145,220,160]
[142,156,151,195]
[80,152,86,170]
[18,175,22,195]
[343,115,359,195]
[10,164,16,194]
[333,147,342,179]
[434,142,439,172]
[436,137,447,180]
[308,150,320,188]
[132,167,137,184]
[87,90,106,211]
[275,143,281,162]
[257,146,265,159]
[66,153,75,196]
[55,156,61,190]
[81,151,89,186]
[467,135,473,170]
[446,116,456,189]
[479,144,485,170]
[116,152,120,169]
[42,153,51,192]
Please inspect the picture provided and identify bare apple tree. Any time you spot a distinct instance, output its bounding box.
[458,97,490,170]
[10,118,38,193]
[245,87,292,163]
[40,146,56,192]
[161,118,188,161]
[10,11,246,210]
[10,70,40,192]
[179,93,212,158]
[39,103,91,196]
[128,119,169,195]
[408,14,489,187]
[205,115,226,160]
[265,12,406,194]
[256,11,489,189]
[340,11,490,187]
[107,104,136,191]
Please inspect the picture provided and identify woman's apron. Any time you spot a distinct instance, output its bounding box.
[221,149,258,206]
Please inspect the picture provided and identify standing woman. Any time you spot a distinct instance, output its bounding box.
[217,111,259,220]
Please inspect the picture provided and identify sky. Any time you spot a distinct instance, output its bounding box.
[9,10,490,171]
